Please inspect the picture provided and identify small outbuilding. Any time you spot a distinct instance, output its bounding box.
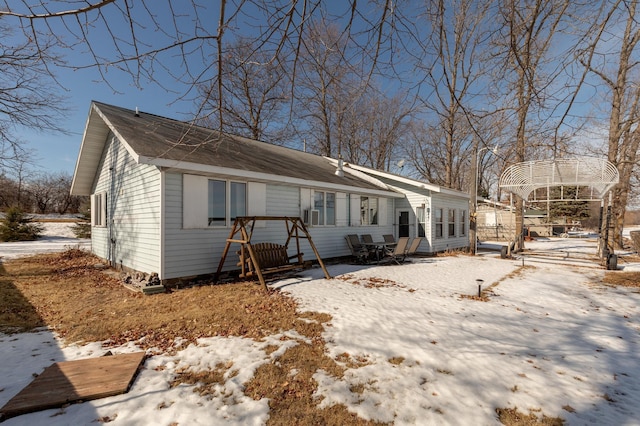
[71,101,470,283]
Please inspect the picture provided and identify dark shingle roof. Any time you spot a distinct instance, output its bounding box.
[95,102,386,191]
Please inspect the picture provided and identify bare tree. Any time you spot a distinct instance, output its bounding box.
[346,90,416,170]
[0,173,20,209]
[1,2,397,126]
[294,19,368,157]
[416,0,492,188]
[0,22,67,169]
[3,154,37,210]
[50,172,83,214]
[491,0,575,250]
[197,38,292,144]
[578,0,640,249]
[28,172,56,214]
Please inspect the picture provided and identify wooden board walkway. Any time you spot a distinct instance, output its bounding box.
[0,352,146,422]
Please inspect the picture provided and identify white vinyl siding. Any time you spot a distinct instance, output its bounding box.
[164,176,277,279]
[164,177,397,279]
[90,134,161,275]
[430,192,469,253]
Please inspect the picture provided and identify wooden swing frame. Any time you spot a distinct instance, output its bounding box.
[214,216,331,290]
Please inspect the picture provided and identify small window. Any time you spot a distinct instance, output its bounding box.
[417,206,426,238]
[435,208,443,238]
[230,182,246,222]
[208,180,246,227]
[91,192,106,227]
[313,191,336,226]
[460,210,466,236]
[208,180,226,226]
[448,209,456,237]
[361,196,378,225]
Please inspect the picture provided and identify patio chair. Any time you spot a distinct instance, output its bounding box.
[406,237,422,257]
[361,234,374,244]
[346,234,369,264]
[383,234,395,243]
[383,237,410,264]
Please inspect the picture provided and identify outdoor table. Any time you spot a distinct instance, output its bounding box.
[362,241,396,262]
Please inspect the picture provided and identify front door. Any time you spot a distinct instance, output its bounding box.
[398,210,410,238]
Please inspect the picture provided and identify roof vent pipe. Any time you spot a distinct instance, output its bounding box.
[135,106,139,117]
[335,155,344,177]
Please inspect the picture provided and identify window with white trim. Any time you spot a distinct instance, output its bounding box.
[313,191,336,226]
[435,208,443,238]
[91,192,107,227]
[417,206,426,238]
[360,196,378,225]
[448,209,456,237]
[208,179,246,227]
[460,210,467,236]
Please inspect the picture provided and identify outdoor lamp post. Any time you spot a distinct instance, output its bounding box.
[476,279,484,297]
[474,145,499,255]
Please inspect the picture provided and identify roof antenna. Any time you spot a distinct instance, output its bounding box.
[135,106,139,117]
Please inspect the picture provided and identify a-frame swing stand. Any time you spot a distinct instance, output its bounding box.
[214,216,331,290]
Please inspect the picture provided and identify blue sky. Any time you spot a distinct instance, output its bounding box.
[12,1,413,177]
[14,0,222,176]
[24,71,181,174]
[9,0,615,177]
[21,61,194,176]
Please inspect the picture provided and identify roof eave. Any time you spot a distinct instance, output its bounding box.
[70,103,106,196]
[71,102,143,196]
[346,163,470,199]
[143,156,404,198]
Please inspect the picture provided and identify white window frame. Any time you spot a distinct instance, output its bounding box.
[360,196,379,225]
[91,192,107,227]
[435,208,443,239]
[448,209,456,237]
[416,206,426,238]
[460,210,467,237]
[312,190,336,226]
[208,179,247,227]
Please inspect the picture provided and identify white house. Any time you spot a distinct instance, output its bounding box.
[71,101,470,283]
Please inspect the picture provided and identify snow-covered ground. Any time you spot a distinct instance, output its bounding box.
[1,234,640,425]
[0,222,90,260]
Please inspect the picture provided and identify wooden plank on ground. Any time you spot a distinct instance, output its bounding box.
[0,352,146,421]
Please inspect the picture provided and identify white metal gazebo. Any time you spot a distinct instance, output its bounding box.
[499,157,619,267]
[499,158,619,201]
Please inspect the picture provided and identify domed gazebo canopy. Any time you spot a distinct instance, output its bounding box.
[499,158,619,201]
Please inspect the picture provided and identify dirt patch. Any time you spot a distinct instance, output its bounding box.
[603,271,640,288]
[0,249,385,425]
[460,264,535,302]
[496,407,564,425]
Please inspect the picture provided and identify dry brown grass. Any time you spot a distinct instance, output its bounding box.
[0,249,386,425]
[496,407,564,425]
[603,271,640,288]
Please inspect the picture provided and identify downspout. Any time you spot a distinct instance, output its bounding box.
[109,137,116,267]
[159,170,165,281]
